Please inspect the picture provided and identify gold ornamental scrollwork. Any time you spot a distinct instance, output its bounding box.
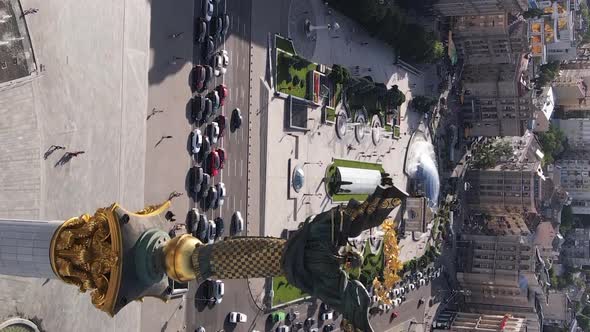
[49,205,122,315]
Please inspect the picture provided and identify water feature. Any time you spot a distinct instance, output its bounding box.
[406,131,440,209]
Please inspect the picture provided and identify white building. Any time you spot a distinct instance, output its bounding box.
[533,87,554,132]
[555,155,590,214]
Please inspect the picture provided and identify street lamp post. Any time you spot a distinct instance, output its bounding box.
[304,19,340,37]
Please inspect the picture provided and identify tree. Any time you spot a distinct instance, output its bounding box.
[522,8,545,18]
[535,61,561,87]
[387,85,406,108]
[538,124,568,164]
[560,205,574,235]
[411,95,437,113]
[329,64,351,85]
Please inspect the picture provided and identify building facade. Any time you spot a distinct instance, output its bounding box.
[555,118,590,151]
[434,0,527,17]
[532,87,554,133]
[561,228,590,267]
[461,56,534,137]
[555,155,590,214]
[439,312,527,332]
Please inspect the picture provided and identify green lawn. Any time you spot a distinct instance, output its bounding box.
[276,51,317,99]
[272,276,307,306]
[325,159,385,202]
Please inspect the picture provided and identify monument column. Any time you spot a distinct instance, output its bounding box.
[0,218,62,279]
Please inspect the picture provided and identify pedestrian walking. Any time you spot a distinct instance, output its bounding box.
[346,144,355,152]
[169,32,184,39]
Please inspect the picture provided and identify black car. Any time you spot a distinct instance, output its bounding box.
[304,318,316,327]
[206,187,218,210]
[200,136,211,160]
[231,108,242,130]
[195,214,208,242]
[214,217,224,239]
[190,166,204,195]
[210,16,223,38]
[193,95,205,121]
[203,36,214,61]
[202,0,213,22]
[292,322,303,330]
[193,65,206,92]
[199,173,211,199]
[202,98,213,121]
[221,14,230,37]
[187,208,199,233]
[204,65,213,87]
[323,324,334,332]
[196,18,207,43]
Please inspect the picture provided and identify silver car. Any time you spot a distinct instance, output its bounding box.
[191,128,203,154]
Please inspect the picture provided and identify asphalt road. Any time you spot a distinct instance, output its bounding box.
[185,0,257,331]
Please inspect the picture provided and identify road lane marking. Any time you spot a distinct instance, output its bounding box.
[233,195,236,212]
[234,159,237,177]
[240,159,243,177]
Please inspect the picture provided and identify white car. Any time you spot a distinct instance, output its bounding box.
[192,129,203,154]
[393,298,402,307]
[229,311,247,323]
[232,211,244,235]
[212,51,228,77]
[419,279,426,286]
[221,49,229,66]
[417,272,423,278]
[216,182,226,207]
[321,311,334,321]
[409,283,416,291]
[393,288,400,297]
[208,122,220,144]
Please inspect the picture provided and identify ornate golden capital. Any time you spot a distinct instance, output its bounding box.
[49,205,123,315]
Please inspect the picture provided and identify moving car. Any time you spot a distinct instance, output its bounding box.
[208,90,220,112]
[196,18,207,43]
[214,115,226,137]
[231,211,244,235]
[216,84,228,106]
[200,137,211,159]
[231,108,242,130]
[193,65,206,92]
[221,49,229,67]
[215,182,226,208]
[191,129,203,155]
[216,148,225,169]
[206,186,218,210]
[214,217,224,239]
[212,50,228,76]
[228,312,247,323]
[190,166,204,195]
[207,220,216,243]
[203,36,214,61]
[202,0,214,22]
[203,65,213,89]
[202,98,213,121]
[211,16,223,38]
[208,150,220,176]
[206,279,224,304]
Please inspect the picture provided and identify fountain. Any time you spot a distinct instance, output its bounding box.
[405,130,440,209]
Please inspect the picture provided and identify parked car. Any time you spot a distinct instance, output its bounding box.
[208,150,220,176]
[199,173,211,199]
[320,311,333,321]
[196,327,205,332]
[190,166,204,195]
[192,95,205,121]
[206,279,224,304]
[214,115,226,137]
[195,214,208,242]
[201,98,213,121]
[202,0,214,22]
[293,322,303,330]
[207,220,216,243]
[304,318,316,327]
[231,108,242,129]
[320,303,330,312]
[206,186,218,210]
[216,148,225,169]
[210,16,223,38]
[322,324,334,332]
[196,18,207,43]
[204,65,213,89]
[208,122,220,144]
[215,182,226,208]
[208,90,220,112]
[200,137,211,159]
[409,283,416,291]
[214,217,224,239]
[419,278,426,286]
[187,208,199,233]
[191,129,203,155]
[221,49,229,67]
[232,211,244,235]
[193,65,206,92]
[221,14,230,36]
[228,312,247,323]
[203,36,215,61]
[216,84,228,106]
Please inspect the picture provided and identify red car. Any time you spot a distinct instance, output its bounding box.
[208,150,220,176]
[215,115,226,137]
[216,84,229,106]
[216,148,225,169]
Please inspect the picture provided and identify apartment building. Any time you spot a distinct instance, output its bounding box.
[434,0,527,17]
[554,118,590,151]
[555,154,590,214]
[561,228,590,267]
[433,312,527,332]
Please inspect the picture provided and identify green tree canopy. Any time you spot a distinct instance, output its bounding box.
[535,61,561,87]
[412,95,437,113]
[537,124,568,164]
[523,8,545,18]
[387,85,406,108]
[471,141,514,169]
[329,64,351,85]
